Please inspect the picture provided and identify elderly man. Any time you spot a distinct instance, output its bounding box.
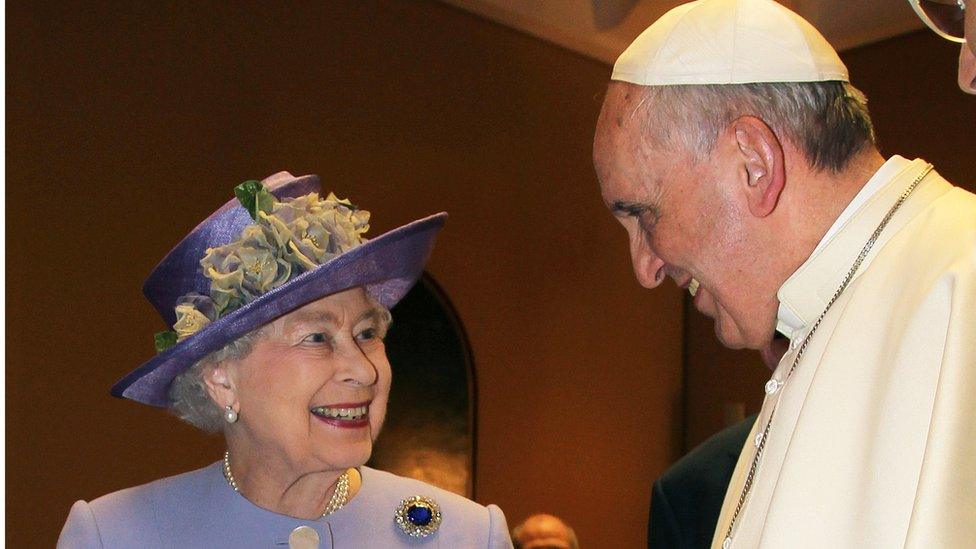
[908,0,975,92]
[592,0,976,547]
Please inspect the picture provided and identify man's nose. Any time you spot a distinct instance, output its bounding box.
[630,235,666,289]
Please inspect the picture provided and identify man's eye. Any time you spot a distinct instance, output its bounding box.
[637,210,659,233]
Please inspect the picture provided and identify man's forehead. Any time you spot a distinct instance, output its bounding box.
[595,91,665,197]
[594,86,645,178]
[597,82,649,135]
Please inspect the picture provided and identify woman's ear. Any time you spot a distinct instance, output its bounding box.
[730,116,785,218]
[203,362,237,409]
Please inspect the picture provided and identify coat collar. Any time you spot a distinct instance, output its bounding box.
[775,157,948,340]
[204,461,380,547]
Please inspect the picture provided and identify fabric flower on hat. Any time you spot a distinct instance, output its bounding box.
[262,192,370,271]
[172,293,218,341]
[200,224,292,313]
[159,186,372,351]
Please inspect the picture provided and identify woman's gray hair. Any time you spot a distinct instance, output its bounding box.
[168,293,393,433]
[168,329,265,433]
[635,80,876,173]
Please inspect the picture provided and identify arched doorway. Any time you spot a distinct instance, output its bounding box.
[368,273,476,498]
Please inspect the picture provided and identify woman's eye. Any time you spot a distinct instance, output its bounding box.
[302,333,329,344]
[357,327,379,342]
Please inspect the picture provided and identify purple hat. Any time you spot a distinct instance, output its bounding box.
[112,171,446,407]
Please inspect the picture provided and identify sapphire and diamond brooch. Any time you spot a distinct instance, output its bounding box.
[395,495,442,538]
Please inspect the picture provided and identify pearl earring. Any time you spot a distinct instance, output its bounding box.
[224,405,238,424]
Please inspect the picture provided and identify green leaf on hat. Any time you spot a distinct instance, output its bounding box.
[255,188,275,216]
[154,330,178,353]
[234,180,275,220]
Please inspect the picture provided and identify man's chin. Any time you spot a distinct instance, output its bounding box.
[713,318,768,350]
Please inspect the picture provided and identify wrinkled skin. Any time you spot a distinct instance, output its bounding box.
[205,286,391,518]
[592,84,787,349]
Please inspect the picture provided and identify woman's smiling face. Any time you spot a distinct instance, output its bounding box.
[212,286,392,474]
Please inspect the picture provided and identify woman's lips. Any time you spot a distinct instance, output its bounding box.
[310,402,370,429]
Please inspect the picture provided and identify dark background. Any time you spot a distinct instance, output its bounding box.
[7,1,974,546]
[370,275,475,497]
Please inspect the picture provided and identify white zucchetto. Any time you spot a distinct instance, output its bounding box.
[612,0,849,86]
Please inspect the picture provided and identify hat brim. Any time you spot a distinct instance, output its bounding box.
[111,212,447,407]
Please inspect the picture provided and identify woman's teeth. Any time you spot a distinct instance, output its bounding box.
[688,278,700,297]
[311,405,368,420]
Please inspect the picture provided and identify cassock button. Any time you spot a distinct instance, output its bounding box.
[754,432,764,448]
[764,379,781,395]
[288,525,320,549]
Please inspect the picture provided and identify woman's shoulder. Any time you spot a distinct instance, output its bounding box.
[88,461,222,513]
[348,467,513,548]
[58,462,224,548]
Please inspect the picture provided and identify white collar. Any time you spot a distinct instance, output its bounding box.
[775,155,914,339]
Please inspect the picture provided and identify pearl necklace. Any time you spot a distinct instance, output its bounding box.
[222,451,351,517]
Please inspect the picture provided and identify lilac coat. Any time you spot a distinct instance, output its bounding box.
[58,463,512,548]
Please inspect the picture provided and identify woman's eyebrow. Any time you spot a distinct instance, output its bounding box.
[357,307,386,325]
[283,311,339,332]
[283,306,384,332]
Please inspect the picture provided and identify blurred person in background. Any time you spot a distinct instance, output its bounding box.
[512,514,579,549]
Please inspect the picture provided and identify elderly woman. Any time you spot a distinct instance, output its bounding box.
[58,172,512,548]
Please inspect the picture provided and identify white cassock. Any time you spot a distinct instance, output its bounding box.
[712,156,976,548]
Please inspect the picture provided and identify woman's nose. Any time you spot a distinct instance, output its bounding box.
[335,343,379,386]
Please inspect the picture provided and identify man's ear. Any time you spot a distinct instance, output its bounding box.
[730,116,785,218]
[203,361,237,409]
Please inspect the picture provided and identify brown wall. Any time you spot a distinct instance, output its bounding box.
[7,2,682,547]
[685,30,976,448]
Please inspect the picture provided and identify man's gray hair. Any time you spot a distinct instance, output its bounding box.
[168,294,393,433]
[637,80,875,172]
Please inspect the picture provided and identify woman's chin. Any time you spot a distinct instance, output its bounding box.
[312,440,372,470]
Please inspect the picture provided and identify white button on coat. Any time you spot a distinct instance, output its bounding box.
[289,525,319,549]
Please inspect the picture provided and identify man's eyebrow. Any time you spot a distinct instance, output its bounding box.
[610,200,658,217]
